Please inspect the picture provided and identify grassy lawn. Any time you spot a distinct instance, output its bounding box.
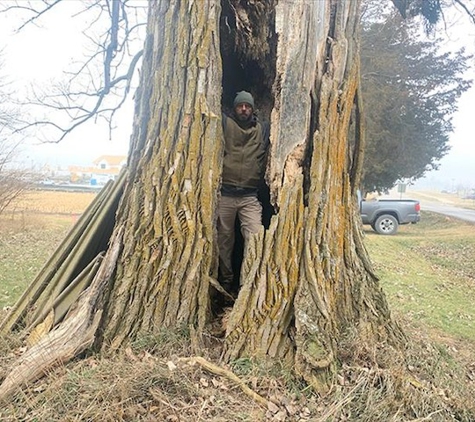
[0,214,75,309]
[364,211,475,342]
[0,190,96,310]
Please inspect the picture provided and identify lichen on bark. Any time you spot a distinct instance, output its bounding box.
[99,0,224,348]
[222,0,402,390]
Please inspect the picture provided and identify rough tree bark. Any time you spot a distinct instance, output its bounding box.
[1,0,403,398]
[222,0,401,390]
[98,0,401,390]
[98,0,223,348]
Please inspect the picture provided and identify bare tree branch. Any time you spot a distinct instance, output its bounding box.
[104,48,143,95]
[103,0,120,95]
[453,0,475,24]
[0,66,35,214]
[391,0,475,27]
[0,0,64,31]
[0,0,147,142]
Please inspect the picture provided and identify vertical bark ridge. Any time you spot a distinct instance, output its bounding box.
[101,0,223,348]
[268,1,327,206]
[293,9,400,389]
[225,177,305,360]
[293,31,361,380]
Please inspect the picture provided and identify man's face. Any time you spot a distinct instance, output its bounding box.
[234,103,253,121]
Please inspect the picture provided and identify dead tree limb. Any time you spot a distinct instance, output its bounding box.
[179,357,269,408]
[0,225,124,403]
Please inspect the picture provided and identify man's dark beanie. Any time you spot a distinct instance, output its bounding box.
[234,91,254,109]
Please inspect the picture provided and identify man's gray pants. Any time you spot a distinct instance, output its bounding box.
[217,195,262,287]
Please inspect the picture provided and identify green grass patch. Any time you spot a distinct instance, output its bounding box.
[365,211,475,342]
[0,213,73,309]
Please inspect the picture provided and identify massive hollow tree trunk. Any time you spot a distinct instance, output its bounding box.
[1,0,403,398]
[98,0,401,388]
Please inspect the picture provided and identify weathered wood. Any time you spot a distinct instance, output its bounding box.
[26,255,104,347]
[268,0,329,204]
[225,178,304,361]
[179,356,269,407]
[223,1,400,391]
[0,227,123,403]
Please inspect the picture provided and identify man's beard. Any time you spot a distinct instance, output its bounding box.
[235,111,252,122]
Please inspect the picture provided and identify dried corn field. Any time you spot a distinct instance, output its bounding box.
[8,189,97,215]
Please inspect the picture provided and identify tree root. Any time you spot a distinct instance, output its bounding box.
[179,356,269,407]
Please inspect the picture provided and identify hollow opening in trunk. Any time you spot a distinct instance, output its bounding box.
[216,0,278,299]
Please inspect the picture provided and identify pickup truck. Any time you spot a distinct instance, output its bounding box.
[359,195,421,235]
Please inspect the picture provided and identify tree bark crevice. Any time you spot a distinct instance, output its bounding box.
[222,0,401,392]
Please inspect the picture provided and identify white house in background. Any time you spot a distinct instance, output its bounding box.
[69,155,127,185]
[93,155,127,172]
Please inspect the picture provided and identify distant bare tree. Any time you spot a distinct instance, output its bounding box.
[0,0,147,142]
[0,60,34,215]
[0,141,32,215]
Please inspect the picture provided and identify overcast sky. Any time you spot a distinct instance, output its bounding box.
[418,5,475,190]
[0,1,137,167]
[0,1,474,189]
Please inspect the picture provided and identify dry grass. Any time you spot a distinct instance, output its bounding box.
[0,189,96,309]
[7,189,97,215]
[0,217,76,310]
[364,211,475,342]
[1,326,474,421]
[335,323,475,422]
[1,191,475,421]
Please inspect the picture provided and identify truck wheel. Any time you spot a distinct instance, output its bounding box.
[373,214,398,235]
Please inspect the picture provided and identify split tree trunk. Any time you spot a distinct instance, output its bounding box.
[223,1,400,390]
[97,0,401,390]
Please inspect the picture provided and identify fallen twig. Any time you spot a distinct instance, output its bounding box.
[179,356,268,407]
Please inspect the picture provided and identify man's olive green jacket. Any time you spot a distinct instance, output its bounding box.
[221,113,269,191]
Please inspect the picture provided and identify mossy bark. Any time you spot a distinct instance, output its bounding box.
[224,1,401,391]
